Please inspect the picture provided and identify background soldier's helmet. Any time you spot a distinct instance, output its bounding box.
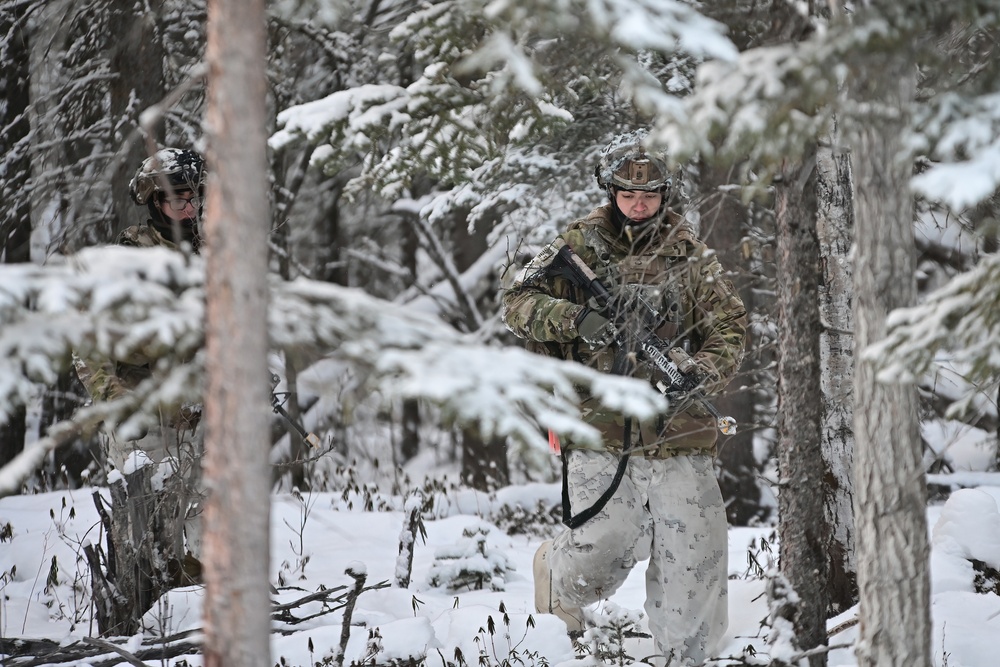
[129,148,206,205]
[595,130,673,193]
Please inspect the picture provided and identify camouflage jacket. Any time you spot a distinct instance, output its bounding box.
[74,222,182,406]
[501,204,748,456]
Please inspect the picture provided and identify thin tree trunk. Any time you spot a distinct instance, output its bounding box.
[815,132,858,614]
[0,11,30,466]
[108,2,166,237]
[849,48,931,667]
[699,162,765,525]
[399,202,422,462]
[202,0,271,664]
[0,0,32,263]
[775,146,828,665]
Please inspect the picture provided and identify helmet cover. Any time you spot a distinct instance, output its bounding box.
[129,148,206,205]
[595,130,672,192]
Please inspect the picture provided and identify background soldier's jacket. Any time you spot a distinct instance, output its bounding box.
[74,222,182,405]
[502,204,748,456]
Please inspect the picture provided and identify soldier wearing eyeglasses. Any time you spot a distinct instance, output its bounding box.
[122,147,207,252]
[73,147,208,588]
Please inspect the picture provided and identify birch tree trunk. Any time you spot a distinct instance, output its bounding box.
[849,44,931,667]
[815,132,858,613]
[202,0,270,665]
[775,145,828,665]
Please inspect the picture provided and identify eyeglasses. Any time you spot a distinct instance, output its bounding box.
[164,196,202,211]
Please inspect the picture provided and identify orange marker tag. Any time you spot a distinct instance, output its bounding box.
[548,430,561,454]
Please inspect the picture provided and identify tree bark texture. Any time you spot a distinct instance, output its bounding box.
[698,162,765,526]
[0,0,32,264]
[0,24,29,471]
[97,466,190,636]
[849,52,932,667]
[775,145,829,665]
[107,2,167,238]
[202,0,271,665]
[815,135,858,613]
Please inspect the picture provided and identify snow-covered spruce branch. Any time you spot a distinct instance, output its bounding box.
[0,246,667,478]
[867,251,1000,387]
[0,245,205,425]
[0,363,199,498]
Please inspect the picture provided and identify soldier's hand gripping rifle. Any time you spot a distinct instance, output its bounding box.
[547,243,737,435]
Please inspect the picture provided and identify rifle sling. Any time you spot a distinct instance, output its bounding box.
[561,417,634,529]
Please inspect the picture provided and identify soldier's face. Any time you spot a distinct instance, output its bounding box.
[158,191,201,223]
[615,189,662,221]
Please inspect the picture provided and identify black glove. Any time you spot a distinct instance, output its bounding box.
[575,308,613,345]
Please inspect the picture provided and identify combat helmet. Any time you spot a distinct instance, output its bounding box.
[595,130,680,229]
[129,148,206,205]
[128,147,206,252]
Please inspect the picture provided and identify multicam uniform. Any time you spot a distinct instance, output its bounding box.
[73,220,204,561]
[502,203,747,665]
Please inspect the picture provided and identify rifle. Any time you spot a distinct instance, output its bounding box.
[547,242,737,435]
[270,373,322,448]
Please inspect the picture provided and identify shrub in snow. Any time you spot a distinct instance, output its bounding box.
[576,602,646,666]
[426,523,513,591]
[490,498,562,538]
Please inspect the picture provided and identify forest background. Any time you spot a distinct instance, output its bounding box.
[2,0,1000,666]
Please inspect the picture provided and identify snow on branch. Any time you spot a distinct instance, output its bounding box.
[912,92,1000,210]
[654,40,839,172]
[865,252,1000,394]
[269,275,667,450]
[1,246,666,477]
[0,246,204,424]
[478,0,735,62]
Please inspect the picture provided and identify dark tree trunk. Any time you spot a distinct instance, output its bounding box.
[400,399,421,463]
[0,0,32,263]
[108,1,167,238]
[318,188,346,285]
[460,429,509,491]
[0,0,30,466]
[0,406,26,475]
[453,210,510,487]
[775,146,829,665]
[399,202,422,463]
[697,163,765,525]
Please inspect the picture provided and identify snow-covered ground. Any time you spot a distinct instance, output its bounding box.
[2,474,1000,666]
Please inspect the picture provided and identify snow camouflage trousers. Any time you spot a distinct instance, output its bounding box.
[548,450,728,666]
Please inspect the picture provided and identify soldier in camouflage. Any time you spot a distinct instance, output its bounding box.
[502,130,747,666]
[73,148,207,575]
[120,147,207,252]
